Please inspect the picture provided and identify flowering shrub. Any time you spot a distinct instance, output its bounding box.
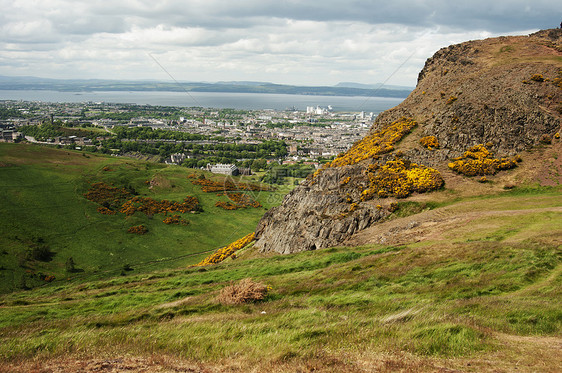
[97,206,116,215]
[361,158,444,200]
[328,117,418,168]
[215,192,262,210]
[555,132,561,139]
[163,214,189,225]
[554,75,562,89]
[194,233,255,266]
[217,278,269,305]
[84,182,131,211]
[191,175,271,193]
[530,74,545,82]
[420,136,439,150]
[120,196,201,216]
[448,144,519,176]
[127,225,148,235]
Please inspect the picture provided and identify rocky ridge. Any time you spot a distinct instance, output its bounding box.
[255,29,562,254]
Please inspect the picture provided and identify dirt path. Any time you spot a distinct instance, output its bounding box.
[346,200,562,247]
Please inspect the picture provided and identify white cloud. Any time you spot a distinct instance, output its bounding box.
[0,0,558,85]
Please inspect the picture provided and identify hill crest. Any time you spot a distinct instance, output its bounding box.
[254,29,562,254]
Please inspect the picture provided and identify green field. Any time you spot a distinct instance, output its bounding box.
[0,143,283,293]
[0,187,560,371]
[0,143,561,372]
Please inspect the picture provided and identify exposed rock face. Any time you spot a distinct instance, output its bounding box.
[255,166,387,254]
[255,29,562,255]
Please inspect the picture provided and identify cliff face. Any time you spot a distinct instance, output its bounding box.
[255,29,562,255]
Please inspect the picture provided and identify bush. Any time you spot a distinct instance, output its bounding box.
[194,233,255,266]
[420,136,439,150]
[448,144,519,176]
[217,278,269,305]
[530,74,544,82]
[127,225,148,235]
[28,245,55,262]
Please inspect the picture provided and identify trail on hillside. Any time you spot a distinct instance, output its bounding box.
[346,202,562,247]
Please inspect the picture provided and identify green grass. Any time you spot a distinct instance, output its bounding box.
[0,143,282,293]
[0,238,559,365]
[0,143,561,370]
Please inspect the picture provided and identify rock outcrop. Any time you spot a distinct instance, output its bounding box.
[255,29,562,255]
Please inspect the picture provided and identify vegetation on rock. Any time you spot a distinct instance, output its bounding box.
[448,144,520,176]
[328,117,417,168]
[361,158,444,200]
[419,136,439,150]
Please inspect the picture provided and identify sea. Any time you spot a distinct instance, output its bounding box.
[0,90,405,113]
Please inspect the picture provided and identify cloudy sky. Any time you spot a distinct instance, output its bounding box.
[1,0,560,86]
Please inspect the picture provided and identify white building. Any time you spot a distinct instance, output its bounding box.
[208,163,239,176]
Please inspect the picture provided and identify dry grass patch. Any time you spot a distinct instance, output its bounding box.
[217,278,269,305]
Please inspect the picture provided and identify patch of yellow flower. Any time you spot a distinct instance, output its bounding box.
[530,74,544,82]
[329,117,418,168]
[420,136,439,150]
[446,96,458,104]
[448,144,519,176]
[193,233,255,267]
[361,158,444,200]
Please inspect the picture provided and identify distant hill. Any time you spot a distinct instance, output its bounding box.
[335,81,415,90]
[0,75,412,98]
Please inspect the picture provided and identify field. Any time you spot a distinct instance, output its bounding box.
[0,143,282,293]
[0,146,560,372]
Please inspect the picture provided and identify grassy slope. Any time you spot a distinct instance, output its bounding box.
[0,185,560,372]
[0,143,280,293]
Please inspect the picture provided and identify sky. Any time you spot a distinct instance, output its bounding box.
[0,0,560,87]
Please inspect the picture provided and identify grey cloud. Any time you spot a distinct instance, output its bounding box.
[0,0,559,85]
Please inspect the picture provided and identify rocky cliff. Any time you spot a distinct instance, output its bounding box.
[255,29,562,255]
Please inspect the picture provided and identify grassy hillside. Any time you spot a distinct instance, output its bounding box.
[0,184,560,372]
[0,143,281,293]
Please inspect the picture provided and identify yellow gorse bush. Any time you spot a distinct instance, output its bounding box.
[127,225,148,235]
[191,175,272,193]
[448,144,519,176]
[329,117,418,168]
[361,158,444,200]
[120,196,200,216]
[194,232,255,267]
[420,136,439,150]
[163,214,189,225]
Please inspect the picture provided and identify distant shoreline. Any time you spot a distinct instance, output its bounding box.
[0,76,413,99]
[0,90,405,112]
